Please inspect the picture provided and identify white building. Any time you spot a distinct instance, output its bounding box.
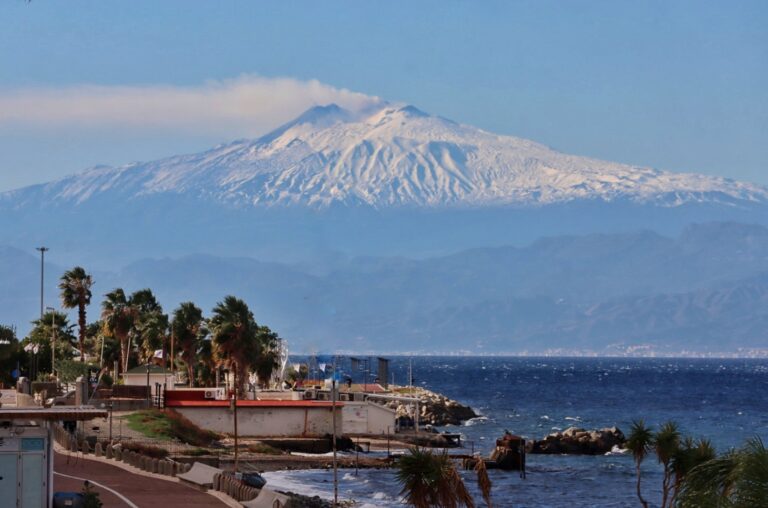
[121,365,175,388]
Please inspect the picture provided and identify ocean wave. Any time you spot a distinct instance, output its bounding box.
[290,451,352,457]
[604,445,629,456]
[464,416,489,426]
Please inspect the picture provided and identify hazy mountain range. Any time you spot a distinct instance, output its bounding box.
[3,223,768,354]
[2,103,767,354]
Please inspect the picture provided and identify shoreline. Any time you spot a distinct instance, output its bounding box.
[310,353,768,359]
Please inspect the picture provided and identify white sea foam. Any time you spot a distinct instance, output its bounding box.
[464,416,489,426]
[261,470,330,500]
[290,451,352,457]
[604,445,629,456]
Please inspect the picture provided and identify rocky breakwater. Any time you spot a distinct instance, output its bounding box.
[376,386,477,426]
[529,427,626,455]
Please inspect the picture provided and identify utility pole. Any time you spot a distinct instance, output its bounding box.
[36,247,48,319]
[332,377,338,507]
[233,362,239,473]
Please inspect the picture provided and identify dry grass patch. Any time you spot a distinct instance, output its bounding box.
[125,409,221,446]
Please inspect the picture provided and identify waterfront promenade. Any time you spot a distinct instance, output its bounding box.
[53,451,233,507]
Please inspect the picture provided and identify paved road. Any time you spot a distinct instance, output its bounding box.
[53,451,229,507]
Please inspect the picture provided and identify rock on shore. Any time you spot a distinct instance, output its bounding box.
[375,386,477,426]
[529,427,625,455]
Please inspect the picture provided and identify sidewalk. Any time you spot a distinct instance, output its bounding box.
[53,451,231,507]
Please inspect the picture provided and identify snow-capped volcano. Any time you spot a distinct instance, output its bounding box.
[4,103,766,209]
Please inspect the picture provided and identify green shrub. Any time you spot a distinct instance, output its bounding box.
[82,480,103,508]
[125,409,221,446]
[247,442,284,455]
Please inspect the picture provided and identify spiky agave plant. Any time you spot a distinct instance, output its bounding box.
[396,447,475,508]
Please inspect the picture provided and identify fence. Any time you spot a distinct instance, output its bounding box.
[52,423,193,477]
[52,423,259,504]
[211,472,259,502]
[111,385,151,399]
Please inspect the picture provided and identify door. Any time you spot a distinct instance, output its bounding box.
[20,438,46,508]
[0,453,18,505]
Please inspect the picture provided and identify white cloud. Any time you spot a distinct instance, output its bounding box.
[0,75,380,136]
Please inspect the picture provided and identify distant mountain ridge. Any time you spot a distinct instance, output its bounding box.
[3,103,767,210]
[4,223,768,354]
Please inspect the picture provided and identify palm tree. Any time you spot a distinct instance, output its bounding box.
[196,339,218,387]
[474,457,493,508]
[209,296,258,397]
[130,289,166,364]
[171,302,204,387]
[669,437,715,506]
[58,266,93,362]
[24,310,77,379]
[677,436,768,507]
[626,420,653,508]
[101,288,137,373]
[251,325,281,388]
[138,311,168,364]
[396,446,475,508]
[654,420,680,508]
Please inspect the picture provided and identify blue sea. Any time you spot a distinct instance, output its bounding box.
[263,357,768,507]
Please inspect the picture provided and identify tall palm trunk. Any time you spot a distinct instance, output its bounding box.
[120,332,130,374]
[78,299,87,362]
[233,358,242,397]
[187,347,195,387]
[635,463,649,508]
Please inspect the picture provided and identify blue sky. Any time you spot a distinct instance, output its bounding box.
[1,0,766,191]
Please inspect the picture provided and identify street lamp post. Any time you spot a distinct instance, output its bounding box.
[36,247,48,320]
[232,363,239,474]
[332,377,338,507]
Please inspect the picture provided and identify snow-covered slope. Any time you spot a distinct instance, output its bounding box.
[3,103,766,209]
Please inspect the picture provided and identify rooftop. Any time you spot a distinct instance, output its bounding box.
[0,406,108,420]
